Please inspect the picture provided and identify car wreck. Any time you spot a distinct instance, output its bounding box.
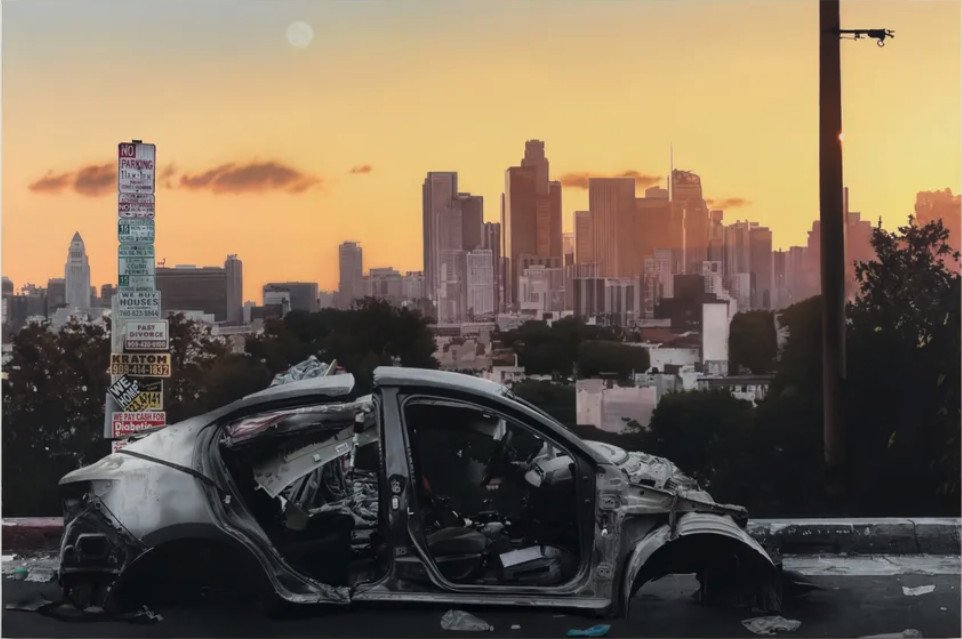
[58,367,785,615]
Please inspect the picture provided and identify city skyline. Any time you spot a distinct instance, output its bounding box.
[3,0,959,299]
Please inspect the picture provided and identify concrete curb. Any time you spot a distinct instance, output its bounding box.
[3,516,959,556]
[748,518,961,555]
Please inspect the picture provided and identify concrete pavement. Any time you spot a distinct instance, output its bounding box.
[2,556,959,638]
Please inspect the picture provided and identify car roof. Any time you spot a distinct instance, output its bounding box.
[373,367,507,399]
[241,372,356,403]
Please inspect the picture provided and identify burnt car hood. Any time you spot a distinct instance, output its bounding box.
[584,440,718,503]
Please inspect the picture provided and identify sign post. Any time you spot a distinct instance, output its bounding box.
[106,141,165,447]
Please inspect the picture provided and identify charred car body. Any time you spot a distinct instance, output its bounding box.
[59,368,784,614]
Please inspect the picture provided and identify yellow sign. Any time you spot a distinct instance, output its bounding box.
[109,353,171,378]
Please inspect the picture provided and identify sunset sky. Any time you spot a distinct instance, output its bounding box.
[3,0,959,301]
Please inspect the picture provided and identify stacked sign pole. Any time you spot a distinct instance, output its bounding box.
[104,141,168,450]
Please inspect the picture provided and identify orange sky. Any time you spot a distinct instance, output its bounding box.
[3,0,959,301]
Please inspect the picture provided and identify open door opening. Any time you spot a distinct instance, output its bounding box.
[404,399,582,587]
[218,399,387,588]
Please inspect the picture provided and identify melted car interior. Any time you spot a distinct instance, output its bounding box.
[403,399,581,586]
[218,399,387,588]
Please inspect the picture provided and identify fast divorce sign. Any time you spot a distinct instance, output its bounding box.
[109,353,171,377]
[111,411,165,437]
[124,320,169,351]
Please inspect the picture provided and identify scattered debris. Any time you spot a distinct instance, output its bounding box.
[270,355,334,386]
[566,624,611,638]
[440,609,493,632]
[5,594,53,612]
[25,568,56,583]
[901,585,936,597]
[741,615,802,635]
[856,630,922,639]
[940,607,948,611]
[510,624,521,630]
[8,566,28,581]
[2,554,17,562]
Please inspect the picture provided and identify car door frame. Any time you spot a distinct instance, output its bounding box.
[354,383,616,610]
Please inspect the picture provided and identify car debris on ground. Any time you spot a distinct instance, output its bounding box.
[741,615,802,635]
[566,624,611,637]
[439,609,493,631]
[901,585,936,596]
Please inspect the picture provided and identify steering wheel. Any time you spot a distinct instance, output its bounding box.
[480,430,514,488]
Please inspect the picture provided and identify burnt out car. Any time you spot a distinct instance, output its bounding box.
[58,367,783,615]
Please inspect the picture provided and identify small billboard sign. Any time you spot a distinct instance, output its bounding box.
[118,218,155,243]
[107,375,164,411]
[111,411,165,437]
[124,320,169,351]
[109,352,171,377]
[113,290,160,319]
[118,143,156,194]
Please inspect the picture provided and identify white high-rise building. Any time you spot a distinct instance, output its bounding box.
[466,249,495,318]
[65,232,91,309]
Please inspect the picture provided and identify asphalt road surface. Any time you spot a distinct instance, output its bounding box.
[3,558,959,638]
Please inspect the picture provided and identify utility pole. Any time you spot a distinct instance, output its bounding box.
[819,0,893,491]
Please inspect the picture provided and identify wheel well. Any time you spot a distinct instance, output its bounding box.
[114,537,272,608]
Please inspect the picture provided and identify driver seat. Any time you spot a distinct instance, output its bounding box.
[427,527,489,582]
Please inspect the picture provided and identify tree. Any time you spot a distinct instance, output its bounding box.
[499,317,624,377]
[575,340,649,380]
[729,310,778,374]
[845,218,960,514]
[510,380,576,427]
[2,320,111,516]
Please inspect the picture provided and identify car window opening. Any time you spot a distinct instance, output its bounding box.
[404,400,580,587]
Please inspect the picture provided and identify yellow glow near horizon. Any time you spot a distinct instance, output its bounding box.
[2,0,959,301]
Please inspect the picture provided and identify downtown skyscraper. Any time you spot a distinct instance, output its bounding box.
[502,140,562,308]
[338,241,363,309]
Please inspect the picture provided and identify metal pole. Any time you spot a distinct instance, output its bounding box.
[819,0,846,477]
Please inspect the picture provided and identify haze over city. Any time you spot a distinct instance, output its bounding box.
[3,0,959,299]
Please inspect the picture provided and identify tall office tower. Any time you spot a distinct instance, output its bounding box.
[338,241,364,309]
[563,261,599,311]
[914,188,961,265]
[588,177,636,277]
[64,232,91,309]
[635,186,670,263]
[571,276,641,326]
[842,187,875,297]
[482,222,502,311]
[749,226,773,309]
[423,172,459,303]
[46,278,66,315]
[225,254,243,323]
[773,250,788,309]
[519,265,565,314]
[702,261,724,296]
[642,249,673,319]
[785,246,807,307]
[502,140,562,306]
[156,265,229,320]
[401,271,425,303]
[724,220,754,284]
[458,193,484,251]
[671,170,710,274]
[707,210,725,263]
[574,210,594,264]
[366,268,404,305]
[99,283,116,308]
[466,249,495,318]
[562,232,575,267]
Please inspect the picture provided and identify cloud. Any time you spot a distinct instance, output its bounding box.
[159,164,177,189]
[178,161,322,194]
[349,164,372,174]
[73,163,115,197]
[28,171,71,193]
[707,197,751,209]
[558,170,661,190]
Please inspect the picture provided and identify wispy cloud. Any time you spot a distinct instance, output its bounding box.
[707,197,750,208]
[179,161,322,194]
[159,164,177,189]
[348,164,372,174]
[558,170,661,190]
[28,171,71,193]
[73,163,114,197]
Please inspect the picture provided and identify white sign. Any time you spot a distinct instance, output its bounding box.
[118,143,156,194]
[118,255,155,281]
[118,193,155,219]
[125,319,169,351]
[118,219,154,243]
[114,290,160,318]
[118,244,155,258]
[117,274,155,289]
[111,411,165,437]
